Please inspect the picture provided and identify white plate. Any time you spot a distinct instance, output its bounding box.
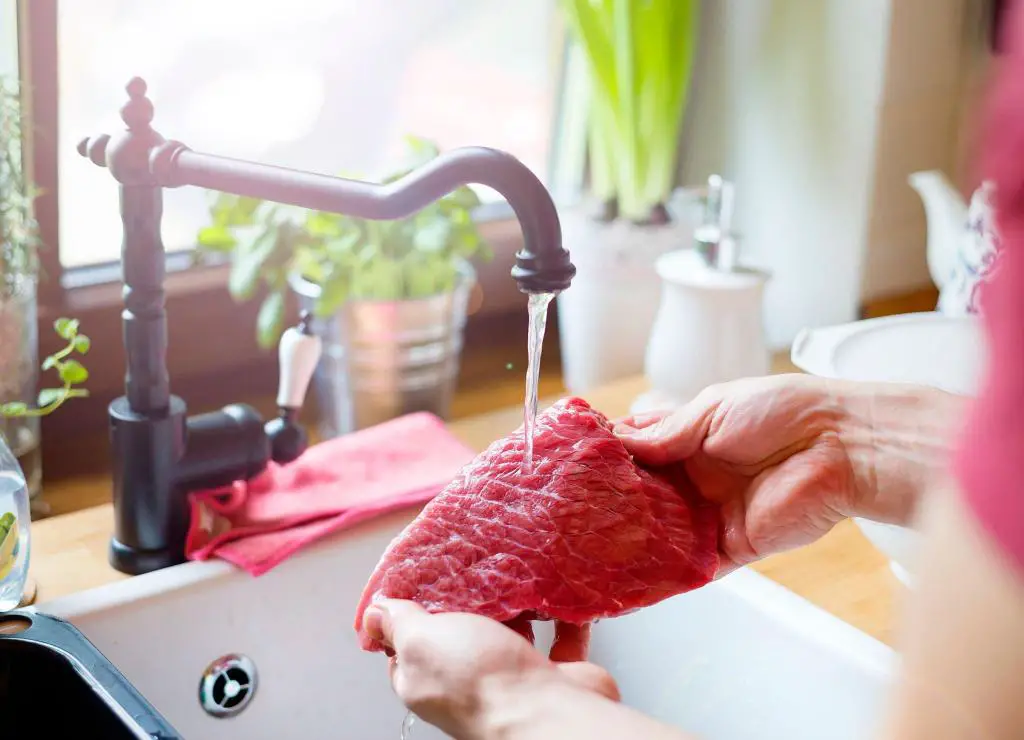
[791,311,983,395]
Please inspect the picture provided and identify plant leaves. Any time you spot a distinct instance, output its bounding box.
[229,228,278,301]
[306,211,346,238]
[54,317,79,340]
[256,290,285,350]
[37,388,65,407]
[59,359,89,385]
[196,225,237,250]
[414,219,450,253]
[0,402,28,416]
[193,130,487,310]
[73,334,91,354]
[210,193,262,228]
[317,275,349,316]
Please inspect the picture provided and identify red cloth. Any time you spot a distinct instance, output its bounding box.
[954,0,1024,572]
[184,412,475,576]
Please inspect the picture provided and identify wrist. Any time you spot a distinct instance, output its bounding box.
[833,379,966,524]
[470,667,592,740]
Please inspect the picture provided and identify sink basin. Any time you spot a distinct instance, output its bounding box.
[36,508,895,739]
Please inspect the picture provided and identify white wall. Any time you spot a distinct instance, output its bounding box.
[679,0,980,348]
[861,0,977,301]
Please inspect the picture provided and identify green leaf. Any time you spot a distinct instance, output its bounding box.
[0,402,28,416]
[41,354,58,371]
[414,219,450,253]
[73,334,91,354]
[305,211,346,238]
[443,186,482,211]
[317,276,349,316]
[325,232,362,263]
[256,290,285,350]
[37,388,65,407]
[210,193,262,228]
[228,228,278,301]
[54,317,79,340]
[58,359,89,385]
[196,225,237,250]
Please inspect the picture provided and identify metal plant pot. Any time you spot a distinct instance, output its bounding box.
[0,273,40,515]
[291,261,475,438]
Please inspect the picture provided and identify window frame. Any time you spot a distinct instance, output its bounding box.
[17,0,583,478]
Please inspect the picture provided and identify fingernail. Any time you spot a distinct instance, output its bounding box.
[612,423,639,437]
[363,607,385,641]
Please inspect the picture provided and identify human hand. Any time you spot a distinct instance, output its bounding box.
[614,374,963,573]
[362,600,619,739]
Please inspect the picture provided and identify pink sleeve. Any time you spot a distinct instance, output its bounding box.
[953,1,1024,571]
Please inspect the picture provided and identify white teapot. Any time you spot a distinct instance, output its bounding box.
[908,171,1003,316]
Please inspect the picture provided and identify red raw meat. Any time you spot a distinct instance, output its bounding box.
[354,397,720,653]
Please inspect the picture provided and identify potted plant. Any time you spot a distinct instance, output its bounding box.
[1,73,47,512]
[0,318,88,602]
[554,0,703,393]
[195,136,491,437]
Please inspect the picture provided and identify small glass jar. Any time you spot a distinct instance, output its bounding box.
[0,431,30,612]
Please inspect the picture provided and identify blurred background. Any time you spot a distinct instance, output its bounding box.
[0,0,1000,513]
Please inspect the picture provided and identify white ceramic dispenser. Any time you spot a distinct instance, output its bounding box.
[633,177,771,414]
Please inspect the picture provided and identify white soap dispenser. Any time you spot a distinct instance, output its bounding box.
[632,176,772,415]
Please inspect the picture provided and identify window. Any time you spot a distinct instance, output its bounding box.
[56,0,565,268]
[19,0,579,477]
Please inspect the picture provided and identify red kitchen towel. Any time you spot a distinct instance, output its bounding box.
[184,412,475,576]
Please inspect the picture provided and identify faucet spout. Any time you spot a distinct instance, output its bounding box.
[142,145,576,294]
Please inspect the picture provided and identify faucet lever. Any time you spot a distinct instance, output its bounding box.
[265,311,323,464]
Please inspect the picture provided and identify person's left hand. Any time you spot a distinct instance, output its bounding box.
[362,600,620,739]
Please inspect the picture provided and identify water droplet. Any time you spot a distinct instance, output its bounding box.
[506,362,514,370]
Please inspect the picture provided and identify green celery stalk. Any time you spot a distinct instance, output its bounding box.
[558,0,701,222]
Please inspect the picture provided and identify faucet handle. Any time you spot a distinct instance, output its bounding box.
[265,311,323,464]
[276,311,322,409]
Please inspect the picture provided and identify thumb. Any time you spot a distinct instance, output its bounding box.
[614,399,716,465]
[364,599,429,653]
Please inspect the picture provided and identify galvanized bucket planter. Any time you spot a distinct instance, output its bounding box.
[0,273,40,514]
[291,261,475,438]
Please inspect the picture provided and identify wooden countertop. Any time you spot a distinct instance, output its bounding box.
[28,364,902,646]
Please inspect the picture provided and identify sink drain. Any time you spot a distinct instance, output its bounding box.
[198,654,258,718]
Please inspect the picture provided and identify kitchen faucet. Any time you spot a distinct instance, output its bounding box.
[78,78,575,576]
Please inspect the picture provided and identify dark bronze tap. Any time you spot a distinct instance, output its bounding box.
[77,78,575,575]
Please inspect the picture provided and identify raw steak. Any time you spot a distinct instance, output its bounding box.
[354,397,720,652]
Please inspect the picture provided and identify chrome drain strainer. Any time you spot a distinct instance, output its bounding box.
[198,654,257,718]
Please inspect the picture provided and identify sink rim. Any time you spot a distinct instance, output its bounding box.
[34,529,895,685]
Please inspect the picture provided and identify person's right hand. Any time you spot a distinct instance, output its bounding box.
[362,599,619,739]
[614,374,963,574]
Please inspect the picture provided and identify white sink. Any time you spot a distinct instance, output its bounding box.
[35,509,895,739]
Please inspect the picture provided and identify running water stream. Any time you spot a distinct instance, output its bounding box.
[401,710,416,739]
[522,292,554,474]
